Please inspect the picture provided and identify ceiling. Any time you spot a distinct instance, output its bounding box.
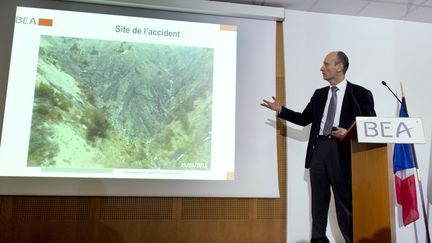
[211,0,432,23]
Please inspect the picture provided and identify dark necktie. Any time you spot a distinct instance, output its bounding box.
[323,86,338,135]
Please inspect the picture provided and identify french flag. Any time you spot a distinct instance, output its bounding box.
[393,97,419,226]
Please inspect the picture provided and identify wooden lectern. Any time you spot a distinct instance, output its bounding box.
[342,123,395,243]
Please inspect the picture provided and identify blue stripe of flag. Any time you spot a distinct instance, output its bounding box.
[393,102,416,173]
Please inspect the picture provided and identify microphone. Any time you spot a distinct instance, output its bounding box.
[381,81,403,105]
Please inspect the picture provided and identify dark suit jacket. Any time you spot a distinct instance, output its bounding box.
[278,81,376,178]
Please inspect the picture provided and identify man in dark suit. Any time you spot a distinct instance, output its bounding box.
[261,51,376,243]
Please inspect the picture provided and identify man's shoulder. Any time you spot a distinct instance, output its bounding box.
[315,85,329,94]
[347,81,372,93]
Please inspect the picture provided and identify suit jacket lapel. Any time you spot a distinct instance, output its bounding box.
[340,82,354,128]
[314,87,329,128]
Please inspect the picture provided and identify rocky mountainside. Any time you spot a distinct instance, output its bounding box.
[27,35,214,170]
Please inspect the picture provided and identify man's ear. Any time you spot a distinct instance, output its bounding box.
[336,62,344,73]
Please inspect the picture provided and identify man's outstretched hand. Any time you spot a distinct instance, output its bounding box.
[261,96,282,113]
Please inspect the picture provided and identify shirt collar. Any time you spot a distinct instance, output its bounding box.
[331,79,347,94]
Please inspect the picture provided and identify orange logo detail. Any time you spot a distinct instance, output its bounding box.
[38,18,53,26]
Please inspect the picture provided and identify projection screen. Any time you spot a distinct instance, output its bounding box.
[0,0,282,197]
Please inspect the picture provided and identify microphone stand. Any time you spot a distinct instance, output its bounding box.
[382,81,430,243]
[381,81,403,104]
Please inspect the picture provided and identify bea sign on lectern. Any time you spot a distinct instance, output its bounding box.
[356,117,425,144]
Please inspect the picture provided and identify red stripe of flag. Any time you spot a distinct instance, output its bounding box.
[395,173,419,226]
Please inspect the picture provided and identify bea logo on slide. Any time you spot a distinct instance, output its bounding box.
[15,16,36,25]
[15,16,53,26]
